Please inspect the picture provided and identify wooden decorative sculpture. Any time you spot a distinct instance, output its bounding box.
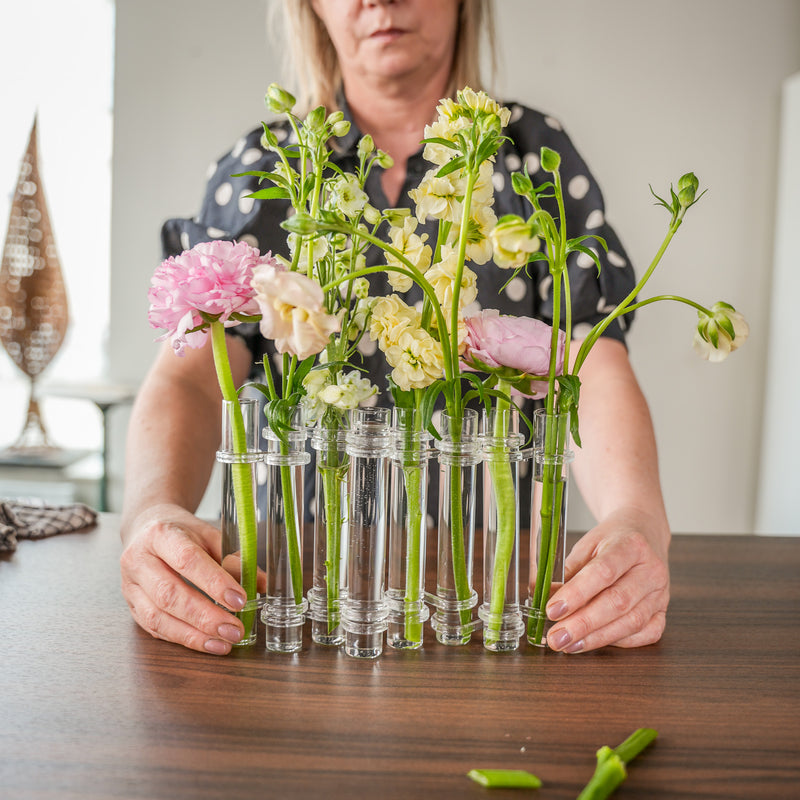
[0,116,69,453]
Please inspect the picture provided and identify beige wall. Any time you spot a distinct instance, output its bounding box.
[109,0,800,532]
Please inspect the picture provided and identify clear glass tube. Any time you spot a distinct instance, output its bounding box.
[341,407,391,658]
[217,398,264,646]
[479,406,525,652]
[429,409,481,646]
[308,412,349,646]
[524,410,573,647]
[260,405,309,653]
[386,407,431,650]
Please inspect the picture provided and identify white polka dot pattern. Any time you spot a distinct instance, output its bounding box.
[231,138,246,158]
[214,182,232,206]
[239,233,259,250]
[544,116,562,131]
[576,249,597,269]
[357,337,377,356]
[539,274,553,301]
[505,276,527,302]
[206,226,226,238]
[509,105,524,124]
[240,147,262,166]
[608,250,627,267]
[572,322,592,340]
[585,209,604,229]
[492,172,505,192]
[180,231,191,251]
[504,152,522,172]
[524,152,540,174]
[568,175,590,200]
[238,190,255,215]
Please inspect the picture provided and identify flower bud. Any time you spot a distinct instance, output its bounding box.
[677,172,699,208]
[326,110,345,126]
[357,134,375,159]
[511,172,533,196]
[265,83,296,114]
[331,119,351,138]
[260,126,278,150]
[282,212,319,236]
[384,207,411,227]
[540,146,561,173]
[375,150,394,169]
[305,105,327,132]
[363,204,381,225]
[692,301,749,362]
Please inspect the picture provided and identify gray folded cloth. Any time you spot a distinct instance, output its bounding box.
[0,501,98,553]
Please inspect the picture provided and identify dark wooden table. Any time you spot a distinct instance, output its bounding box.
[1,516,798,799]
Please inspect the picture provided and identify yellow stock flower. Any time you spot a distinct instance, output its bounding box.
[369,295,421,350]
[386,216,432,291]
[409,170,463,224]
[384,327,444,391]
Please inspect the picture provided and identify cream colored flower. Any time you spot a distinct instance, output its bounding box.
[384,327,444,391]
[457,204,498,265]
[385,216,432,291]
[459,87,511,128]
[252,263,340,359]
[423,117,468,166]
[425,246,478,310]
[489,216,541,269]
[692,302,749,362]
[369,295,421,349]
[330,173,368,218]
[409,170,463,225]
[471,160,496,209]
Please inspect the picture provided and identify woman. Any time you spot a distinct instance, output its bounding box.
[121,0,670,657]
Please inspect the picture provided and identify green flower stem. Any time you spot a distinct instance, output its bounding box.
[402,458,423,643]
[577,728,658,800]
[210,322,258,631]
[573,216,684,375]
[449,459,471,629]
[485,385,516,644]
[467,769,542,789]
[528,411,569,644]
[321,428,345,633]
[400,399,425,642]
[279,455,304,608]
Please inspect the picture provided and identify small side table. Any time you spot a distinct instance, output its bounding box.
[41,381,137,511]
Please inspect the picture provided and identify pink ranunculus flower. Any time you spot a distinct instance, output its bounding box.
[462,309,566,397]
[148,239,273,355]
[251,262,340,360]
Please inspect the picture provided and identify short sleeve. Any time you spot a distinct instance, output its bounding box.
[503,105,636,344]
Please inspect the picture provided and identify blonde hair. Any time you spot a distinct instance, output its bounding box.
[274,0,496,115]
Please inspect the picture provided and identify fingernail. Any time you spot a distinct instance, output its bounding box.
[204,638,231,655]
[549,628,571,650]
[547,600,568,620]
[565,639,586,654]
[224,589,246,611]
[218,623,243,644]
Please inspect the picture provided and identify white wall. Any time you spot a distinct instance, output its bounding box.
[109,0,800,532]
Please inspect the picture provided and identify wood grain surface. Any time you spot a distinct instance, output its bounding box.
[1,517,798,799]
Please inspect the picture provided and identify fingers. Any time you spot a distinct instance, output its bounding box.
[120,508,252,654]
[545,527,670,653]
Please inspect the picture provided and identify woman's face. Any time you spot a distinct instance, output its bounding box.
[310,0,461,88]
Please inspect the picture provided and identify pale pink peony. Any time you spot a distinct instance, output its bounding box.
[148,240,275,355]
[251,263,340,360]
[462,309,566,397]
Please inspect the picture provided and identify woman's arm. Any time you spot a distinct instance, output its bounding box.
[544,337,671,652]
[120,334,256,655]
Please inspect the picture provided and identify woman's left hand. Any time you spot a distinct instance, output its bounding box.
[543,506,670,653]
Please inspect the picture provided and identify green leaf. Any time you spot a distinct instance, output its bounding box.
[436,156,467,178]
[248,186,290,200]
[467,769,542,789]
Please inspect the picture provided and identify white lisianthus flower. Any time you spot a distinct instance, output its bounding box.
[386,216,432,291]
[692,302,749,362]
[489,215,541,269]
[331,173,368,218]
[384,327,444,391]
[409,170,463,224]
[369,295,421,350]
[251,263,340,359]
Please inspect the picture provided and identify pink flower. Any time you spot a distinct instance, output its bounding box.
[148,240,274,355]
[251,263,340,360]
[462,309,565,397]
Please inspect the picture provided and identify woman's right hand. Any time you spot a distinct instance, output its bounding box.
[120,504,250,655]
